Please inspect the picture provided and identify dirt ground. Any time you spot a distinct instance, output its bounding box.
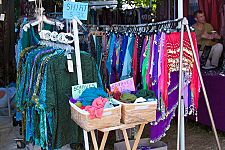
[1,116,225,150]
[101,119,225,150]
[162,119,225,150]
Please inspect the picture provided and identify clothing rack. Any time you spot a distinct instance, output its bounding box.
[87,18,182,31]
[86,17,221,150]
[176,18,221,150]
[86,18,187,34]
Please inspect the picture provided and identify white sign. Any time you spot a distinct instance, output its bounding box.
[72,82,97,99]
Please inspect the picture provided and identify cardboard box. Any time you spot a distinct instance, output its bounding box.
[114,138,167,150]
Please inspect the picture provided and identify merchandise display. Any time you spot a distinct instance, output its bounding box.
[7,1,223,150]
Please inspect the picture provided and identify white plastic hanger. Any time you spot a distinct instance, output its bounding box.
[30,7,64,30]
[23,0,64,31]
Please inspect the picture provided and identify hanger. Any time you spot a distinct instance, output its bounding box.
[31,7,64,29]
[23,7,64,31]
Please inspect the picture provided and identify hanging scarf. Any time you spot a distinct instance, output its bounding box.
[132,35,139,86]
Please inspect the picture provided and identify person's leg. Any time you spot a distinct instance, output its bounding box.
[210,43,223,67]
[202,49,211,67]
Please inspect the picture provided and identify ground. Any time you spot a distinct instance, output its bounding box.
[1,115,225,150]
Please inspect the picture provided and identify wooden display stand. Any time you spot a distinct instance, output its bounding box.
[89,122,148,150]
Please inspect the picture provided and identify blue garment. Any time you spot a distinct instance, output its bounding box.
[115,36,122,72]
[38,50,63,105]
[152,33,161,100]
[16,112,22,121]
[106,33,116,85]
[24,49,45,105]
[121,34,135,80]
[16,47,38,111]
[119,34,128,78]
[104,101,114,109]
[33,50,63,149]
[79,87,108,106]
[110,36,119,84]
[16,18,28,69]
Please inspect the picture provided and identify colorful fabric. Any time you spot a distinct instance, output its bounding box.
[79,87,108,106]
[85,97,108,119]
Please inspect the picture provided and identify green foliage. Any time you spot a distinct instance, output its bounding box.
[133,0,150,7]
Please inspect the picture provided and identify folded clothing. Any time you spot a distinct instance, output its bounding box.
[85,97,108,119]
[135,89,155,99]
[113,91,121,100]
[134,97,147,103]
[104,101,114,109]
[69,98,77,104]
[79,87,108,106]
[120,93,137,103]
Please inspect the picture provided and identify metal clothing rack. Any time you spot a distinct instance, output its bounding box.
[84,17,222,150]
[86,18,183,33]
[176,17,221,150]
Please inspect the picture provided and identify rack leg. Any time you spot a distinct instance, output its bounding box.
[132,123,145,150]
[177,17,185,150]
[180,97,185,150]
[185,19,221,150]
[90,131,98,150]
[121,129,131,150]
[83,130,90,150]
[99,131,109,150]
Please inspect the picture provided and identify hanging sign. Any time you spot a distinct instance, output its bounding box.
[72,82,97,99]
[110,78,135,93]
[63,1,88,20]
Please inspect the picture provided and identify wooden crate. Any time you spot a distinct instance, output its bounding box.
[119,101,157,124]
[69,100,121,131]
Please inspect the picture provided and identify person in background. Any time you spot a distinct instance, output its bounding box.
[193,10,223,69]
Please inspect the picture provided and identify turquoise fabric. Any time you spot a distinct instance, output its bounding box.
[121,34,135,80]
[106,33,116,85]
[79,87,108,106]
[16,18,28,68]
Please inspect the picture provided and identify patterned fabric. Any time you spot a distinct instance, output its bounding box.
[46,52,101,149]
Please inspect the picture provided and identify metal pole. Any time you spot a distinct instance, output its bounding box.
[177,17,185,150]
[180,96,185,150]
[185,18,222,150]
[178,0,183,27]
[73,19,90,150]
[178,0,183,18]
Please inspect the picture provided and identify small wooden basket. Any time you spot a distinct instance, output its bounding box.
[70,99,121,131]
[118,101,157,124]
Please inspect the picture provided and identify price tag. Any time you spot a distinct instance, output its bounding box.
[63,1,88,20]
[67,59,74,73]
[67,54,72,60]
